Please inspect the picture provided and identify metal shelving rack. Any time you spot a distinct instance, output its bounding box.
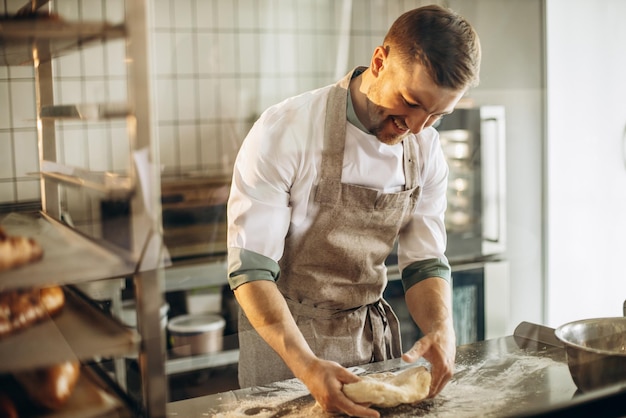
[0,0,166,416]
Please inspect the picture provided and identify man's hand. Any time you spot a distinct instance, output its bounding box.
[234,281,380,417]
[402,322,456,396]
[402,277,456,397]
[298,358,381,418]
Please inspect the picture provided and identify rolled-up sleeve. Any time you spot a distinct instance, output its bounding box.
[227,247,281,290]
[401,257,451,292]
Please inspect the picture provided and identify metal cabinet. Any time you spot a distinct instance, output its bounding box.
[0,1,166,416]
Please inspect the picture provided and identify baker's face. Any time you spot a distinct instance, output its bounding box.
[365,47,466,145]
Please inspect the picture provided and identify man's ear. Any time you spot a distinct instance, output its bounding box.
[370,45,388,77]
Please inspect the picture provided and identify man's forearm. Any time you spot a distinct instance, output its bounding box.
[233,280,317,379]
[405,276,454,336]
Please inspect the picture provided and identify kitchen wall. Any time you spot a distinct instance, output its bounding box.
[150,0,436,177]
[545,0,626,326]
[0,0,39,203]
[0,60,39,203]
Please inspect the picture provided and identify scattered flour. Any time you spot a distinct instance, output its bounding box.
[209,379,318,418]
[209,354,562,417]
[380,353,561,418]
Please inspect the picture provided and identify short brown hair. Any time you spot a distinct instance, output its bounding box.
[383,4,481,90]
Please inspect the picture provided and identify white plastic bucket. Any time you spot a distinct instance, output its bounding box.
[185,286,222,315]
[167,313,225,357]
[120,300,169,332]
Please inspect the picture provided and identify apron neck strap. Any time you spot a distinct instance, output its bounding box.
[321,70,354,181]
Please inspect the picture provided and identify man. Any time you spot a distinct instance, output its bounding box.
[226,5,481,417]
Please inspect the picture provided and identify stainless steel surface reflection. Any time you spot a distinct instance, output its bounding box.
[166,328,626,417]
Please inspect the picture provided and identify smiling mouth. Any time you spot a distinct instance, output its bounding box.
[392,116,409,132]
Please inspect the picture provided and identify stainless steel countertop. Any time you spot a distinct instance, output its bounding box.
[166,323,626,417]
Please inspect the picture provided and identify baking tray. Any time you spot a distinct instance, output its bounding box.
[0,287,140,373]
[0,212,136,292]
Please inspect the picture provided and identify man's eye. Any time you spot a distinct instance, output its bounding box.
[403,98,420,108]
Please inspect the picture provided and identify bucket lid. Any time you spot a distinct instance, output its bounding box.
[167,313,225,333]
[121,301,169,328]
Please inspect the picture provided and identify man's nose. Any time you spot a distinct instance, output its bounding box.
[406,108,433,134]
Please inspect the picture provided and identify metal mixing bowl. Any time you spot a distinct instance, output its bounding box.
[555,317,626,392]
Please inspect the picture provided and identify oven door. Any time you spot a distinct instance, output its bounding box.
[438,105,507,263]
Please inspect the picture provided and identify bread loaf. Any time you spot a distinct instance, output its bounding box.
[40,286,65,317]
[0,286,65,339]
[0,226,43,272]
[13,361,80,411]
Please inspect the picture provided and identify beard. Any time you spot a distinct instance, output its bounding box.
[366,101,410,145]
[365,84,410,146]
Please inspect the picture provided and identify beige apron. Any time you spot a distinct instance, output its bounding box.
[238,69,421,387]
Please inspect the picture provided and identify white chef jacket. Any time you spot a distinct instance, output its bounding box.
[227,81,450,290]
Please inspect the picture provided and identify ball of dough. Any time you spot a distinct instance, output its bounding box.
[342,366,431,408]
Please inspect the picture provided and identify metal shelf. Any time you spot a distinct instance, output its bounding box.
[165,349,239,376]
[0,288,140,374]
[40,103,130,120]
[164,257,228,292]
[0,211,136,291]
[35,160,134,199]
[0,18,125,66]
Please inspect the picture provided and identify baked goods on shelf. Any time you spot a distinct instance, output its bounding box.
[0,286,65,339]
[13,360,81,411]
[0,226,43,272]
[0,361,81,417]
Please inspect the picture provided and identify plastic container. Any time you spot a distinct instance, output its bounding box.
[167,313,225,357]
[120,300,169,332]
[120,301,169,361]
[185,286,222,315]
